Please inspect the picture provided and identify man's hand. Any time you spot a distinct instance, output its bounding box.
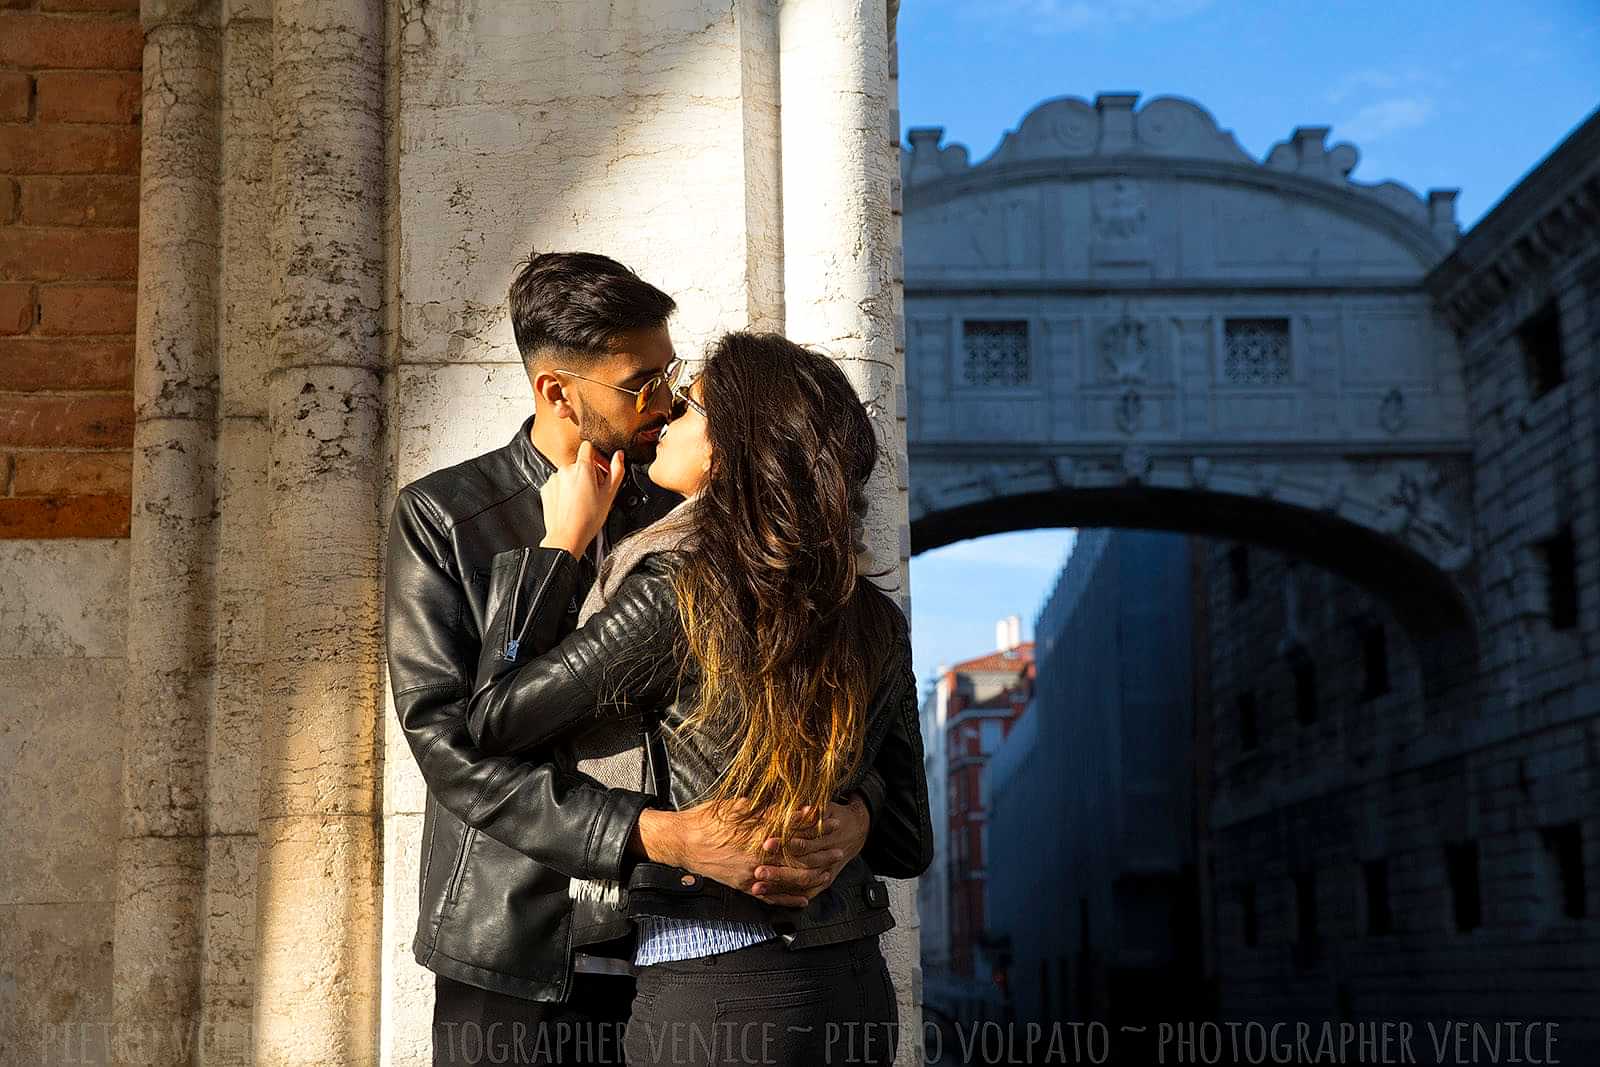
[629,794,872,908]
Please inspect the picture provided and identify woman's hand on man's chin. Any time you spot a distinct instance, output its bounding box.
[539,439,625,555]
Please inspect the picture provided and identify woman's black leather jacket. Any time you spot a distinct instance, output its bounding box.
[464,545,934,952]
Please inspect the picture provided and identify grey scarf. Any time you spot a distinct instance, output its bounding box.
[564,493,701,913]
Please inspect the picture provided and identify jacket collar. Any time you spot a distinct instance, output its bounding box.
[507,413,557,488]
[505,413,675,518]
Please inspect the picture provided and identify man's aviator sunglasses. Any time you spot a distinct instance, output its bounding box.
[554,356,686,414]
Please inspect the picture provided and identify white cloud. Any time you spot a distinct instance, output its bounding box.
[950,0,1214,32]
[1337,96,1436,144]
[1324,67,1436,105]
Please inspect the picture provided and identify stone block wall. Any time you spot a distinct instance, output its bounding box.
[0,0,141,538]
[1199,112,1600,1050]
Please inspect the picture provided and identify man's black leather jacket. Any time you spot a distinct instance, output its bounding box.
[464,546,934,951]
[383,416,927,1002]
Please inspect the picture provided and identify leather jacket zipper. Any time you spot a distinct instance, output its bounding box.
[444,827,476,907]
[502,547,531,660]
[505,545,566,663]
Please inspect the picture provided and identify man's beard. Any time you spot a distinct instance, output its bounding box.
[577,405,661,467]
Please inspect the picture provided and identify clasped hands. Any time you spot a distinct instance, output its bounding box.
[633,794,872,908]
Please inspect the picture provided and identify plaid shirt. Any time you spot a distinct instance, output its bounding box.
[633,916,781,965]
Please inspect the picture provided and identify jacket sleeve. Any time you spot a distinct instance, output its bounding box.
[384,487,654,884]
[467,549,682,756]
[857,626,935,880]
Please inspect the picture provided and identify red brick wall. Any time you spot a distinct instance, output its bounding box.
[0,0,140,538]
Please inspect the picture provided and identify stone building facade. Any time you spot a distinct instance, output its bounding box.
[1,3,923,1065]
[986,529,1199,1029]
[1196,109,1600,1055]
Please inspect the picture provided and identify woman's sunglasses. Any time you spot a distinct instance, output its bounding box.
[555,356,685,414]
[669,378,706,420]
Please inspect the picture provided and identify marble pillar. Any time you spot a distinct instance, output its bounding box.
[111,4,221,1064]
[251,1,388,1064]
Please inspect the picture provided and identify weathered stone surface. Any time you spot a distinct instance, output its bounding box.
[0,540,128,656]
[252,814,381,1066]
[112,11,223,1065]
[0,663,124,903]
[0,539,128,1060]
[196,833,260,1067]
[0,901,115,1065]
[254,2,387,1062]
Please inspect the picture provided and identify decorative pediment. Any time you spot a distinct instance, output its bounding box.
[905,92,1458,251]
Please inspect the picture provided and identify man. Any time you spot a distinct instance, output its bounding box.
[384,252,895,1065]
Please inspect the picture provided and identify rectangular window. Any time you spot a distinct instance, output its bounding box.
[1238,691,1259,752]
[1223,317,1291,385]
[1363,859,1393,935]
[1239,882,1258,947]
[1360,624,1390,701]
[1446,841,1482,932]
[1229,545,1251,602]
[1517,300,1564,399]
[1534,526,1579,631]
[1290,647,1318,725]
[1294,870,1319,947]
[1540,823,1586,920]
[962,320,1031,386]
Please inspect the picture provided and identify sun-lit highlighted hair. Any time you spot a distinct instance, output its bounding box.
[659,331,902,865]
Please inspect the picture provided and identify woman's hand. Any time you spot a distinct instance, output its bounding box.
[539,440,625,557]
[632,797,864,909]
[751,796,869,903]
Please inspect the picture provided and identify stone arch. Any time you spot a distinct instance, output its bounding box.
[909,463,1481,711]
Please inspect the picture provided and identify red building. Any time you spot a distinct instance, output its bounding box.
[942,621,1034,979]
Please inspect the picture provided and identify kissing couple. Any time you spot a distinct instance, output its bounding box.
[385,251,934,1065]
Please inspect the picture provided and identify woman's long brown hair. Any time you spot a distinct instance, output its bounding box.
[661,331,902,864]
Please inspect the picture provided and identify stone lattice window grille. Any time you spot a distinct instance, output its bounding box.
[961,320,1031,386]
[1223,317,1291,385]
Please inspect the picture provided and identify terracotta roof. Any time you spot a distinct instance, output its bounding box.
[948,642,1034,674]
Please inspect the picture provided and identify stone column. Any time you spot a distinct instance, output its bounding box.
[196,1,274,1062]
[111,4,221,1064]
[778,2,921,1062]
[253,1,386,1063]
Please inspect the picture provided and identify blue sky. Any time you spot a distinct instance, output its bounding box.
[901,0,1600,687]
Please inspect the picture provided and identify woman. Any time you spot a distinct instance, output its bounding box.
[464,331,933,1066]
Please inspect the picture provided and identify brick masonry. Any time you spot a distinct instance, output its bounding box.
[0,1,139,538]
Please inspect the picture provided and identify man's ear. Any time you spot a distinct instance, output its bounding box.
[529,364,575,420]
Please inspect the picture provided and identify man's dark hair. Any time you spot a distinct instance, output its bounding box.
[508,251,676,368]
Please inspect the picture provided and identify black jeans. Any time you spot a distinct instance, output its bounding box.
[622,934,899,1067]
[433,971,636,1066]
